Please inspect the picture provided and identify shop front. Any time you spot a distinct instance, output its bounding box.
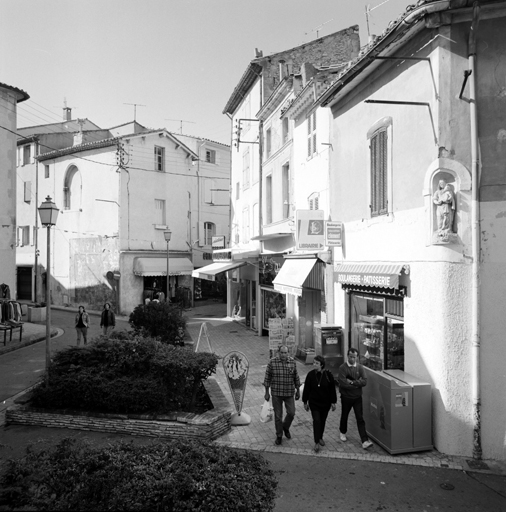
[334,263,409,371]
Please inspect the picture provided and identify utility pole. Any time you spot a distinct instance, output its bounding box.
[165,119,196,134]
[124,103,146,122]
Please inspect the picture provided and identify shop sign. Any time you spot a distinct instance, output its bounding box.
[296,210,325,250]
[212,235,226,249]
[336,271,399,289]
[325,221,343,247]
[213,250,232,261]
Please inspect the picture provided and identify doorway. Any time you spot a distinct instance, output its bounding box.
[17,266,32,300]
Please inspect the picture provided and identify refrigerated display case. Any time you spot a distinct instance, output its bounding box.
[313,324,344,377]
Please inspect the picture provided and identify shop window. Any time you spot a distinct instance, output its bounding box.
[351,293,404,371]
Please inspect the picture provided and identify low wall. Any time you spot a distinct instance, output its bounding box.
[6,378,232,441]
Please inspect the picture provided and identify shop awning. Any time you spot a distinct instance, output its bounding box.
[272,258,323,297]
[334,263,409,289]
[133,257,194,277]
[192,261,246,281]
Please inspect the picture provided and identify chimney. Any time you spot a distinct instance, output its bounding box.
[73,119,85,146]
[301,62,317,86]
[63,107,72,121]
[255,48,263,58]
[278,59,286,80]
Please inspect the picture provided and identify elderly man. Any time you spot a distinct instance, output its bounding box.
[263,345,301,445]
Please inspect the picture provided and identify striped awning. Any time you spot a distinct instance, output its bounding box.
[273,258,324,297]
[192,261,246,281]
[334,263,409,289]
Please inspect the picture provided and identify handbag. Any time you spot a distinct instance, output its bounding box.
[260,399,273,423]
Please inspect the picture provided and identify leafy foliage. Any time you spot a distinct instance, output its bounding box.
[30,337,218,414]
[129,302,187,345]
[0,438,277,512]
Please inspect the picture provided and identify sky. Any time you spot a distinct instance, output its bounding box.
[0,0,415,145]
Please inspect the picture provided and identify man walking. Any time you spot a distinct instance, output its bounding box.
[337,348,374,449]
[263,345,301,445]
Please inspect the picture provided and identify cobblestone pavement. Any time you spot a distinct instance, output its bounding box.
[185,301,505,475]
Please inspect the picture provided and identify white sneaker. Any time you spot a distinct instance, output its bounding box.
[340,433,347,442]
[362,440,373,449]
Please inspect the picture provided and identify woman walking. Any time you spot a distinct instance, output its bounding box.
[100,302,116,337]
[75,305,90,346]
[302,355,337,453]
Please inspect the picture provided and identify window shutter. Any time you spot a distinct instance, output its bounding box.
[379,130,388,215]
[315,196,319,210]
[198,222,205,246]
[307,117,312,157]
[30,226,35,246]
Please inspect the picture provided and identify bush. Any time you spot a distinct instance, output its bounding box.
[129,302,186,345]
[0,438,277,512]
[30,337,219,414]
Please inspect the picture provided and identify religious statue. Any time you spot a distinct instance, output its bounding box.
[433,179,456,237]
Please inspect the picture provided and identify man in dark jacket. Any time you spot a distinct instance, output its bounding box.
[337,348,373,449]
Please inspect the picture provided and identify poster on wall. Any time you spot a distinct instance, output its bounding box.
[263,289,286,330]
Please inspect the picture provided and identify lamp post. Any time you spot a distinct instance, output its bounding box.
[164,229,172,302]
[38,196,59,370]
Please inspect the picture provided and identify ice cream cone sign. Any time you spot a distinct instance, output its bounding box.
[222,351,251,425]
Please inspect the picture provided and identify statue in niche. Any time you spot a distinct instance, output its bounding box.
[432,179,456,243]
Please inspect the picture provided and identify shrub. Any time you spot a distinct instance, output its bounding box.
[129,302,186,345]
[0,438,277,512]
[30,337,219,414]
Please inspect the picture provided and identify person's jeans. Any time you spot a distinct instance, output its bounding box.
[340,395,368,442]
[310,405,331,443]
[76,327,88,346]
[271,395,296,438]
[102,325,114,337]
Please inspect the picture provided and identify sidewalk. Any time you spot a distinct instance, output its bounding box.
[185,302,506,477]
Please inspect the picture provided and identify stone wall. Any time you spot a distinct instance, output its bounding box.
[6,378,232,441]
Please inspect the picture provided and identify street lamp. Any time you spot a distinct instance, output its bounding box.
[38,196,59,370]
[164,229,172,302]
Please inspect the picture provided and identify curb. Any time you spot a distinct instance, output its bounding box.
[0,328,61,357]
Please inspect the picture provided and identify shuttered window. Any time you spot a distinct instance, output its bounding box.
[307,112,317,158]
[370,129,388,217]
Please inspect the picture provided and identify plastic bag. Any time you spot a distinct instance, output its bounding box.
[260,400,273,423]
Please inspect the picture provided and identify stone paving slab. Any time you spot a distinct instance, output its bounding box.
[185,302,506,475]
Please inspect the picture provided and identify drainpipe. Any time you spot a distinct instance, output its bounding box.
[468,1,482,461]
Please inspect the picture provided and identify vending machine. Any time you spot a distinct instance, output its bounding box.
[363,367,433,454]
[313,324,344,377]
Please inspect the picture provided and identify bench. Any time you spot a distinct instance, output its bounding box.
[0,322,23,346]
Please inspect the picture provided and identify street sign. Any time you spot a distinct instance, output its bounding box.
[296,210,325,250]
[325,221,343,247]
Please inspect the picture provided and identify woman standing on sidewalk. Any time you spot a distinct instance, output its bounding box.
[100,303,116,337]
[302,355,337,453]
[75,306,90,346]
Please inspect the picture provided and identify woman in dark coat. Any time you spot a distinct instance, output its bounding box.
[302,355,337,453]
[100,302,116,337]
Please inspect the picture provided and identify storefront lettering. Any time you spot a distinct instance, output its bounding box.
[337,274,393,287]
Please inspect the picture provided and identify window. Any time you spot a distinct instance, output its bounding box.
[307,112,317,157]
[22,145,31,165]
[24,181,31,203]
[236,182,240,200]
[282,117,289,144]
[63,165,79,210]
[265,128,272,158]
[44,164,50,179]
[205,149,216,164]
[18,226,30,246]
[370,128,388,216]
[253,203,259,237]
[204,222,215,245]
[282,164,290,219]
[242,207,250,242]
[242,148,250,189]
[154,146,165,172]
[265,175,272,224]
[309,192,319,210]
[154,199,166,225]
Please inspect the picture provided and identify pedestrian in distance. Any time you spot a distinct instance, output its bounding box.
[75,305,90,346]
[100,302,116,337]
[302,355,337,453]
[337,348,374,449]
[263,345,301,446]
